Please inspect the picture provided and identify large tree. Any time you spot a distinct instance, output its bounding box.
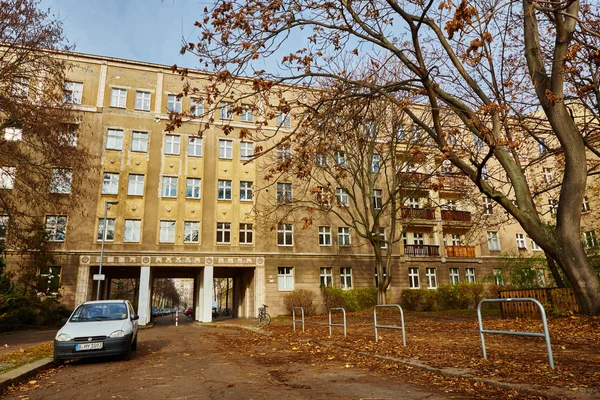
[0,0,92,248]
[177,0,600,314]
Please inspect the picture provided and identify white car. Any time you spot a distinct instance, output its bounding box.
[53,300,139,366]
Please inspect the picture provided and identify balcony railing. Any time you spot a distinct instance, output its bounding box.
[401,207,436,220]
[437,174,468,188]
[398,172,431,186]
[445,245,476,258]
[441,210,472,222]
[404,244,440,257]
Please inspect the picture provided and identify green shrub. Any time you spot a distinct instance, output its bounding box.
[0,294,71,332]
[283,289,317,316]
[400,283,487,312]
[321,287,346,311]
[321,287,378,312]
[399,289,427,311]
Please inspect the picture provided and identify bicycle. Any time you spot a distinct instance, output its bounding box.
[257,304,271,327]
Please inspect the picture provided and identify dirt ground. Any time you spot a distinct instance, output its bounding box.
[2,310,598,399]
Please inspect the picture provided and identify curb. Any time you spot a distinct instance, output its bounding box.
[0,358,52,393]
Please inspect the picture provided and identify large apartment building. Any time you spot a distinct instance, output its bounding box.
[1,51,598,324]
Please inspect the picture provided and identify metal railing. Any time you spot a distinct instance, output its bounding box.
[404,244,440,257]
[292,307,305,332]
[477,298,554,369]
[328,308,347,337]
[373,305,406,347]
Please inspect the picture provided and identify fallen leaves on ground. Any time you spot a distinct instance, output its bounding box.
[0,342,53,374]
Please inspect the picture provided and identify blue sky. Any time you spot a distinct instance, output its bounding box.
[41,0,210,68]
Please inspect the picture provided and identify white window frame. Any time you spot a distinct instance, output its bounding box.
[46,215,67,242]
[543,167,553,184]
[167,94,182,113]
[124,219,141,242]
[276,145,292,162]
[426,268,437,289]
[538,138,547,154]
[449,268,460,284]
[97,218,115,242]
[49,168,72,194]
[240,181,253,201]
[493,268,504,286]
[320,267,333,288]
[465,268,476,283]
[216,222,231,244]
[371,153,380,172]
[338,227,351,247]
[278,267,294,291]
[220,102,233,120]
[241,105,253,122]
[110,88,127,108]
[334,151,346,167]
[131,131,148,152]
[409,268,420,289]
[184,221,200,243]
[483,197,494,215]
[277,182,292,204]
[0,215,8,241]
[319,226,332,246]
[128,174,145,196]
[582,196,590,213]
[239,223,253,244]
[186,178,201,199]
[162,176,178,198]
[372,189,383,209]
[487,231,500,251]
[12,76,29,97]
[413,232,424,245]
[584,231,597,248]
[102,173,119,195]
[340,267,353,289]
[190,98,204,117]
[4,127,22,142]
[276,112,291,127]
[451,234,461,246]
[135,91,151,111]
[277,223,293,246]
[63,81,83,104]
[219,139,233,159]
[240,141,254,161]
[106,129,124,150]
[516,233,527,249]
[531,239,542,251]
[164,134,181,155]
[549,199,558,215]
[377,227,387,249]
[188,137,203,157]
[0,167,15,190]
[159,220,176,243]
[217,180,232,200]
[336,188,349,206]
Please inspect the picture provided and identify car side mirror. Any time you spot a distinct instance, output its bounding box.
[132,315,139,321]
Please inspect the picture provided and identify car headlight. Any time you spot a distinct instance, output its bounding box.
[110,330,125,338]
[56,333,72,341]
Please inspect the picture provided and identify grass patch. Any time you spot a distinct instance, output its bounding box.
[0,342,52,374]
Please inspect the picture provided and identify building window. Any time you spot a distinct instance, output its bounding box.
[493,269,504,286]
[124,220,141,242]
[371,154,380,172]
[334,151,346,168]
[413,232,424,245]
[409,268,420,288]
[481,165,489,180]
[165,134,181,155]
[320,267,333,288]
[276,112,291,127]
[63,81,83,104]
[188,137,203,157]
[277,223,293,246]
[374,267,387,286]
[46,216,67,242]
[4,127,22,142]
[543,167,553,184]
[216,222,231,244]
[465,268,476,283]
[106,129,124,150]
[426,268,437,289]
[186,178,201,199]
[483,197,493,215]
[276,145,292,163]
[239,223,253,244]
[372,189,383,209]
[97,218,115,242]
[159,220,176,243]
[110,88,127,108]
[217,180,232,200]
[135,91,151,110]
[549,199,558,215]
[487,231,500,251]
[531,239,542,251]
[38,266,61,296]
[584,231,597,248]
[128,174,145,196]
[12,76,29,97]
[449,268,460,284]
[184,221,200,243]
[162,176,178,198]
[582,196,590,212]
[277,182,292,204]
[319,226,332,246]
[240,141,254,161]
[102,173,119,195]
[538,138,547,154]
[340,267,352,289]
[516,233,527,249]
[336,188,349,206]
[241,105,253,122]
[376,228,387,249]
[240,181,253,201]
[338,227,351,247]
[167,94,182,112]
[451,234,461,246]
[316,186,331,206]
[278,267,294,291]
[190,98,204,117]
[220,102,232,120]
[218,139,233,159]
[407,197,420,209]
[50,169,72,194]
[131,131,148,152]
[0,215,7,241]
[0,167,15,190]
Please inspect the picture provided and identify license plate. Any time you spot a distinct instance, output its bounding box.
[75,342,103,351]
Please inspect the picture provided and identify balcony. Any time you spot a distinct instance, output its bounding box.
[441,210,472,222]
[398,172,431,186]
[445,245,476,258]
[437,174,468,189]
[401,207,436,220]
[404,244,440,257]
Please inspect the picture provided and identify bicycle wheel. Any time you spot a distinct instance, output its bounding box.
[261,313,271,326]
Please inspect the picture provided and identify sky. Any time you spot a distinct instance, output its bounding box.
[40,0,213,69]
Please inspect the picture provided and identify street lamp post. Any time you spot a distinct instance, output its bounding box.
[97,200,118,300]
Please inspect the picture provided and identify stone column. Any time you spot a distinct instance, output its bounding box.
[254,260,265,318]
[200,266,214,323]
[137,267,152,325]
[75,260,91,305]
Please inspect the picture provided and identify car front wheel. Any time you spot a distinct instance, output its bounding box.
[122,343,132,361]
[53,355,64,367]
[131,336,138,351]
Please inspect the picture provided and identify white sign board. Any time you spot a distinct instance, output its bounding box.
[93,274,105,281]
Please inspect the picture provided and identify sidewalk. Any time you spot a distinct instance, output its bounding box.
[0,330,56,356]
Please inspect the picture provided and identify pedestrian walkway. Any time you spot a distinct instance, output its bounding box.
[0,330,55,356]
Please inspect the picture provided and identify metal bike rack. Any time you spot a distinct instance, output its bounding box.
[373,304,406,347]
[292,307,305,332]
[328,308,347,337]
[477,298,554,369]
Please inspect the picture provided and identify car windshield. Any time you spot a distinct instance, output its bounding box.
[70,303,128,322]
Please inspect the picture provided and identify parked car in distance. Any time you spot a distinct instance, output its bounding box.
[185,306,193,318]
[152,306,159,318]
[53,300,139,366]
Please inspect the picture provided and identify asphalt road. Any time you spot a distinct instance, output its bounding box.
[1,316,453,400]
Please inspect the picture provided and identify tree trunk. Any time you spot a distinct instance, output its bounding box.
[545,253,565,288]
[377,286,388,305]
